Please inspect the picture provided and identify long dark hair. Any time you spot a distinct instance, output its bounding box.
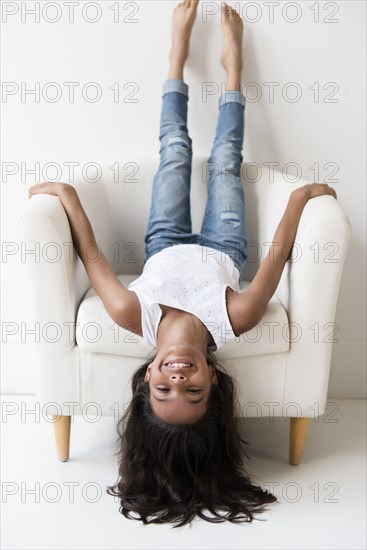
[106,352,278,527]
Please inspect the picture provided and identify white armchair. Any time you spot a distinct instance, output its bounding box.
[18,158,351,464]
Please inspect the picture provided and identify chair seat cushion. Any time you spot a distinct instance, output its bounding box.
[76,275,290,359]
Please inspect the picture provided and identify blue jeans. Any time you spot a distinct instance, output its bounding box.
[144,79,248,278]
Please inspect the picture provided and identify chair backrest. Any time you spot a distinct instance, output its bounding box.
[73,157,308,281]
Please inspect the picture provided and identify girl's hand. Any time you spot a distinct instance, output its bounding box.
[293,182,337,203]
[28,182,75,199]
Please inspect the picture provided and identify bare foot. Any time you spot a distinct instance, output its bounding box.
[169,0,200,73]
[220,2,243,76]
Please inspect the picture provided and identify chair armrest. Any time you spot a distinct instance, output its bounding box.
[247,168,352,410]
[246,167,351,337]
[277,194,351,325]
[17,195,90,352]
[280,196,351,408]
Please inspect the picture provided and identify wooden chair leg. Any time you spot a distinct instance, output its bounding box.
[52,415,71,462]
[289,417,312,465]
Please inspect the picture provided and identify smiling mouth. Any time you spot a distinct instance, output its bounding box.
[162,360,196,370]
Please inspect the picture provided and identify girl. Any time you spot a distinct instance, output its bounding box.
[28,0,337,527]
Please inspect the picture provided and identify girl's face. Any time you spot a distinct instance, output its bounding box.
[144,344,218,424]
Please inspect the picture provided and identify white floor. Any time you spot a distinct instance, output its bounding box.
[1,396,366,550]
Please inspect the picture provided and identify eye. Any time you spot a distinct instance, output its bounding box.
[187,388,201,394]
[156,387,169,392]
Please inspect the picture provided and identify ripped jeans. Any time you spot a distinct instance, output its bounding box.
[144,79,248,278]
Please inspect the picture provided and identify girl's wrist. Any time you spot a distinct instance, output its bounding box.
[58,183,78,204]
[290,186,310,208]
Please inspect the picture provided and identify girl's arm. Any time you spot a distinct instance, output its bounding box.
[28,182,135,325]
[228,183,338,336]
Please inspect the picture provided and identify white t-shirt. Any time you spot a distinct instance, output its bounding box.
[127,244,240,351]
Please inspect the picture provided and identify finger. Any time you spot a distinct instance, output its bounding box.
[325,184,336,198]
[323,184,335,199]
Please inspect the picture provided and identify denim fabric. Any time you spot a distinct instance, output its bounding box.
[144,79,248,278]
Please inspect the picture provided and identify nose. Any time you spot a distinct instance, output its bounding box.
[169,373,187,382]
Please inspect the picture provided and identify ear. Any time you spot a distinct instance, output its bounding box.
[144,364,152,382]
[210,365,218,385]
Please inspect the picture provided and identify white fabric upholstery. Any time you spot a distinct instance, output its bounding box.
[18,158,351,418]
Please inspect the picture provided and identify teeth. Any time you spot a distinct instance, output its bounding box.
[166,362,192,368]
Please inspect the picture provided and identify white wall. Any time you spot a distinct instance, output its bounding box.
[1,0,366,396]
